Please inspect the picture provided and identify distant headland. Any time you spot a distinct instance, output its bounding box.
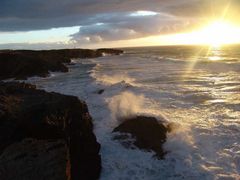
[0,48,123,80]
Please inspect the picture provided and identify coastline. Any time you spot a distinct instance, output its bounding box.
[0,48,171,179]
[0,48,122,180]
[0,82,101,179]
[0,48,123,80]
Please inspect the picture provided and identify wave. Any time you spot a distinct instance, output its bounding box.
[24,47,240,179]
[90,63,139,87]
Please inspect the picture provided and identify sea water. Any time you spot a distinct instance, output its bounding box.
[28,45,240,180]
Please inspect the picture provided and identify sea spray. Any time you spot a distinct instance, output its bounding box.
[164,123,195,160]
[108,91,145,121]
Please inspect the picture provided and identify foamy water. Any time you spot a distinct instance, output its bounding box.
[27,45,240,180]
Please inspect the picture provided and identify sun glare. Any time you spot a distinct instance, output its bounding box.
[161,20,240,47]
[196,21,240,47]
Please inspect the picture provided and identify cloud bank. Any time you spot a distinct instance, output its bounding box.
[0,0,239,48]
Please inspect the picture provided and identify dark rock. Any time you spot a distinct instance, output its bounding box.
[97,89,105,94]
[96,48,124,56]
[0,48,123,80]
[113,116,169,159]
[0,138,68,180]
[0,82,101,180]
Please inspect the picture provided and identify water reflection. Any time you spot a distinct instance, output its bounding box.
[208,56,222,61]
[208,47,224,61]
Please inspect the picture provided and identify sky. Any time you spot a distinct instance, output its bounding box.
[0,0,240,49]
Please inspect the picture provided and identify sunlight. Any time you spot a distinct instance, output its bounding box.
[160,20,240,47]
[196,21,240,47]
[207,46,224,61]
[208,56,222,61]
[189,21,240,47]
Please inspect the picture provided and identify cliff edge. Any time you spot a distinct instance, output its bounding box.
[0,82,101,180]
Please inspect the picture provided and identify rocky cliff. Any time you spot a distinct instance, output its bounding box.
[0,48,123,80]
[0,82,101,180]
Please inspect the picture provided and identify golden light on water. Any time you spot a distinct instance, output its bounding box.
[208,56,222,61]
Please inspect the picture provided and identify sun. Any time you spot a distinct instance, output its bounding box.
[193,20,240,47]
[198,21,240,47]
[161,20,240,47]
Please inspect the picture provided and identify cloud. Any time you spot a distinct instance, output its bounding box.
[0,0,209,32]
[1,0,239,47]
[71,12,194,43]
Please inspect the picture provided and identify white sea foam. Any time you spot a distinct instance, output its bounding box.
[93,73,137,86]
[108,91,145,120]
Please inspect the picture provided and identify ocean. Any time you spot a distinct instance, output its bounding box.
[27,45,240,180]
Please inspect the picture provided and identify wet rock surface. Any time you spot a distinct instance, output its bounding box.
[97,89,105,94]
[0,82,101,180]
[113,116,170,159]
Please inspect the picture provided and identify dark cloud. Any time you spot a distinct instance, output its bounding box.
[71,12,194,43]
[167,0,240,19]
[0,0,239,45]
[0,0,203,31]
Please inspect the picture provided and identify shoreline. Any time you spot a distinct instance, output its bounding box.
[0,49,123,179]
[0,48,170,180]
[0,48,123,80]
[0,82,101,179]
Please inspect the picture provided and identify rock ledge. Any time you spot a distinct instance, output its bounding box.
[0,82,101,180]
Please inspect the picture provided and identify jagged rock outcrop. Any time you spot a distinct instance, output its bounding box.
[0,82,101,180]
[113,116,170,159]
[0,48,123,80]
